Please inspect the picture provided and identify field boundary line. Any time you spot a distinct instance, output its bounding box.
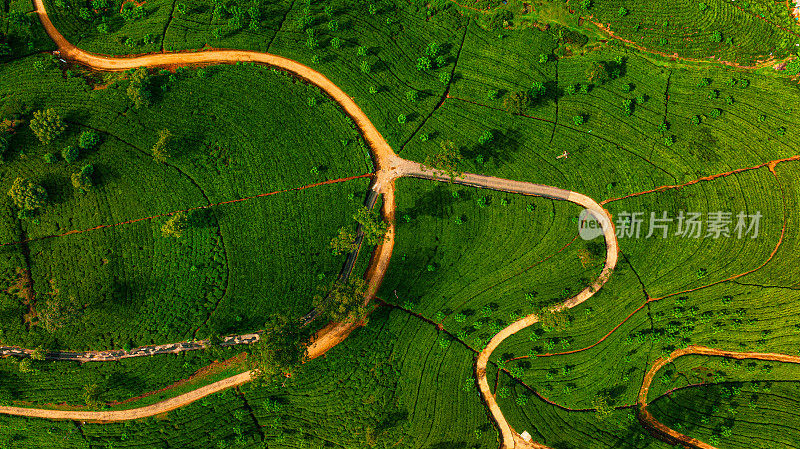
[601,155,800,205]
[0,173,373,248]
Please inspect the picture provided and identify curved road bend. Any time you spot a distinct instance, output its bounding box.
[395,160,620,449]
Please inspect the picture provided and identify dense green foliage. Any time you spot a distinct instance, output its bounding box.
[0,59,372,350]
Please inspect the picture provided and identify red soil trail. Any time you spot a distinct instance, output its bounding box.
[590,21,787,70]
[601,155,800,205]
[0,173,373,248]
[638,346,800,449]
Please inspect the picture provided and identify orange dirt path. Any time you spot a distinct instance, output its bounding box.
[638,345,800,449]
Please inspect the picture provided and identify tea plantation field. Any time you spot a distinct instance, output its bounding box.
[3,0,800,447]
[0,57,372,350]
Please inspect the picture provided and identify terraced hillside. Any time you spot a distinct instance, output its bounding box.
[1,0,800,447]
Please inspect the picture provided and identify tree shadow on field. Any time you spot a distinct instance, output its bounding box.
[400,184,471,220]
[372,58,389,74]
[89,162,118,189]
[106,371,143,396]
[38,172,72,207]
[384,246,437,301]
[597,384,627,405]
[376,409,408,431]
[0,370,25,402]
[543,80,562,102]
[461,128,522,168]
[189,208,222,230]
[108,278,138,307]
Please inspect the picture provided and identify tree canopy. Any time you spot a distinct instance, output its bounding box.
[353,206,388,246]
[29,108,66,144]
[7,177,46,211]
[126,68,151,109]
[503,90,530,114]
[312,278,368,324]
[585,62,610,84]
[162,211,188,238]
[424,139,463,178]
[330,227,358,256]
[248,314,311,384]
[71,164,94,192]
[151,129,171,163]
[78,130,101,150]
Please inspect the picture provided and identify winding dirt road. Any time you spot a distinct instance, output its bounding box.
[394,161,620,448]
[4,0,608,441]
[11,1,797,447]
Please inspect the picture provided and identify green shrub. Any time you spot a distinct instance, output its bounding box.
[78,130,101,150]
[71,164,94,192]
[61,145,79,163]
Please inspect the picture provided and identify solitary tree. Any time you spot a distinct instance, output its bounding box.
[83,384,101,407]
[424,139,462,178]
[354,206,388,245]
[38,294,81,333]
[7,177,46,211]
[78,130,101,150]
[30,109,66,144]
[30,346,45,361]
[248,314,310,384]
[161,211,187,238]
[126,67,151,109]
[18,358,36,374]
[312,278,368,323]
[529,81,546,102]
[591,395,614,420]
[61,145,79,163]
[503,90,530,114]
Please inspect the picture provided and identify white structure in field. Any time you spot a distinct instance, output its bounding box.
[520,431,533,442]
